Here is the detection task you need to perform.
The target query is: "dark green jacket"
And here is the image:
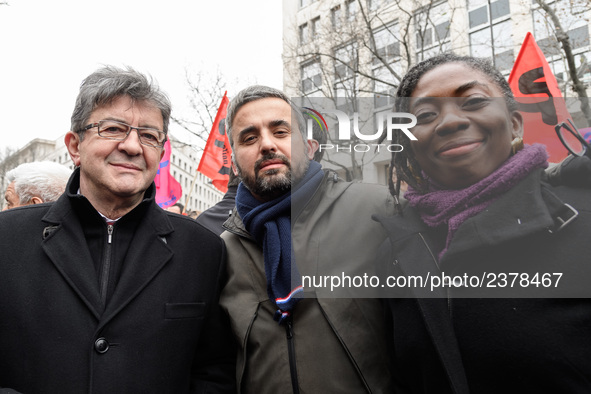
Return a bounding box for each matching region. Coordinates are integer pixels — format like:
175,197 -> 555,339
220,170 -> 395,393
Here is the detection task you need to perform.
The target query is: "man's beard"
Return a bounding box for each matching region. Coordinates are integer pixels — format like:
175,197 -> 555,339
236,152 -> 310,201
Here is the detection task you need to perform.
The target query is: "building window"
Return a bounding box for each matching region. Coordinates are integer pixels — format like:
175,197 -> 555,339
331,5 -> 342,29
299,23 -> 309,44
373,24 -> 401,66
335,43 -> 358,80
368,0 -> 380,12
334,42 -> 359,113
346,0 -> 357,22
373,65 -> 401,109
311,17 -> 320,40
301,60 -> 322,95
372,23 -> 401,109
532,0 -> 590,83
415,1 -> 451,62
468,0 -> 513,72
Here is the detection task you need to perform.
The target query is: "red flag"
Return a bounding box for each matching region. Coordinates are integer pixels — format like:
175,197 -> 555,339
508,32 -> 572,162
198,91 -> 232,193
155,139 -> 183,208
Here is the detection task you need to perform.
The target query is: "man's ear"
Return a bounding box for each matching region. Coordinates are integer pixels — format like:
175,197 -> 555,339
511,111 -> 524,139
306,139 -> 319,160
30,196 -> 43,205
231,160 -> 239,176
65,131 -> 82,167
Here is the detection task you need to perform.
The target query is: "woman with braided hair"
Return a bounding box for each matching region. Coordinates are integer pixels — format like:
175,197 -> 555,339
375,53 -> 591,393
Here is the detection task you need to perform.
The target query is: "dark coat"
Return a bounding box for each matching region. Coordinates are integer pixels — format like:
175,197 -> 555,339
375,169 -> 591,394
195,185 -> 237,236
0,171 -> 235,393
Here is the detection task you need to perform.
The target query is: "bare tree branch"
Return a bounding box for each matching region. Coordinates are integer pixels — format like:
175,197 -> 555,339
283,0 -> 456,180
171,68 -> 229,153
534,0 -> 591,126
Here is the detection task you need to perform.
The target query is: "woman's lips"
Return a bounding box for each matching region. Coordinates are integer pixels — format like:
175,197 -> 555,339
437,141 -> 482,157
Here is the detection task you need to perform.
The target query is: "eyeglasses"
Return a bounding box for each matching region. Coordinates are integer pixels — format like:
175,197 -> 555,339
77,120 -> 166,148
554,119 -> 590,158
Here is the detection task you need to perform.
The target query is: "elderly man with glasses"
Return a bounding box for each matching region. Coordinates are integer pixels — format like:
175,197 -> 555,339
0,66 -> 235,393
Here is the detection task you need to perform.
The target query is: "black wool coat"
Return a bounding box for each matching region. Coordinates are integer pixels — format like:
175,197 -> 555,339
0,171 -> 235,393
375,169 -> 591,394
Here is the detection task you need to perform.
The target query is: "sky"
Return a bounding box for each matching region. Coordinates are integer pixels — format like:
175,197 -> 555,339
0,0 -> 284,153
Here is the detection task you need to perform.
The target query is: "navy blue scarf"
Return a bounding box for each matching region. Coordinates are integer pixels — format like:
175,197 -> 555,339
236,160 -> 324,324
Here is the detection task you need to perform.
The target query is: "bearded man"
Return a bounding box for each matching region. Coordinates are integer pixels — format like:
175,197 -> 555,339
219,85 -> 395,393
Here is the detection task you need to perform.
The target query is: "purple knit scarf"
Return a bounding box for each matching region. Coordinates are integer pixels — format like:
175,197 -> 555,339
404,144 -> 549,258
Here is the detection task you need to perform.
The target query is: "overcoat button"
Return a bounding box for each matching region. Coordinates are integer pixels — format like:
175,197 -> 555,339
94,337 -> 109,354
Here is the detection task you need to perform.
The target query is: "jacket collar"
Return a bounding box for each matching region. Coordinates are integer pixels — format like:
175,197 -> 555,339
376,169 -> 578,263
40,168 -> 174,322
443,169 -> 570,260
43,168 -> 172,233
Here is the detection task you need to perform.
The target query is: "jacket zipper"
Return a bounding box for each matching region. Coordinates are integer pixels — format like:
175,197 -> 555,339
285,317 -> 300,394
100,224 -> 114,307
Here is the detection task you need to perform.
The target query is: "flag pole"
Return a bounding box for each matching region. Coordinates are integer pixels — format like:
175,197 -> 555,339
184,168 -> 201,214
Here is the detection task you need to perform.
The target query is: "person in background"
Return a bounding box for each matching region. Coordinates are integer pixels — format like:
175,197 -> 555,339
220,85 -> 394,393
187,209 -> 200,219
375,53 -> 591,393
3,161 -> 72,210
0,65 -> 235,393
195,172 -> 239,235
166,201 -> 184,214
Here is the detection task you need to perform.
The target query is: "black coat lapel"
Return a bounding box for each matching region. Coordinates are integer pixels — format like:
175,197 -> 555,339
396,236 -> 470,394
377,212 -> 470,394
41,197 -> 102,319
99,206 -> 174,327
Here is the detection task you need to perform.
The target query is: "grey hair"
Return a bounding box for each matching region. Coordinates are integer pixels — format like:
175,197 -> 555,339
225,85 -> 306,148
7,161 -> 72,204
70,65 -> 172,138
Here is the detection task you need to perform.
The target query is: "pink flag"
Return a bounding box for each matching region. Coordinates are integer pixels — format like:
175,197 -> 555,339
155,139 -> 183,209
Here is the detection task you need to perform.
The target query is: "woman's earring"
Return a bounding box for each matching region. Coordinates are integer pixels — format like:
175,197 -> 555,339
511,137 -> 524,155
